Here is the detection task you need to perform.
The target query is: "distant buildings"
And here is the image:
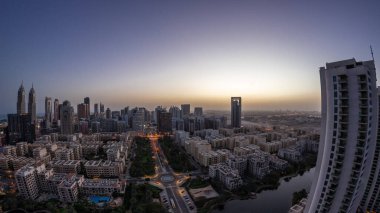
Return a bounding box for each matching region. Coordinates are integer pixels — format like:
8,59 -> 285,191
100,102 -> 105,114
84,97 -> 90,119
231,97 -> 241,128
53,98 -> 60,123
157,111 -> 172,133
28,85 -> 36,123
194,107 -> 203,116
181,104 -> 191,117
17,82 -> 26,114
45,97 -> 53,128
77,103 -> 88,119
106,108 -> 111,119
7,113 -> 35,143
305,58 -> 379,212
60,101 -> 74,135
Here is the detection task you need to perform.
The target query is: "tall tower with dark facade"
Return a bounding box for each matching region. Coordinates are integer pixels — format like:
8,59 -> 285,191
181,104 -> 190,117
53,98 -> 59,122
28,85 -> 36,123
84,97 -> 90,118
45,97 -> 52,128
60,100 -> 74,134
231,97 -> 241,128
17,82 -> 26,114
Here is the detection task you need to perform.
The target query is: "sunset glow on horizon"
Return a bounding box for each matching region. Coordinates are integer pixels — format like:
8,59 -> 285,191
1,1 -> 379,113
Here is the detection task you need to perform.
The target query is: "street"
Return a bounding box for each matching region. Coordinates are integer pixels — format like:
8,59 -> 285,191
148,136 -> 196,213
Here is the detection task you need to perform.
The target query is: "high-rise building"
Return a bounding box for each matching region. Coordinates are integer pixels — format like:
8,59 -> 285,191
181,104 -> 190,117
361,87 -> 380,211
17,82 -> 26,114
84,97 -> 90,118
169,106 -> 182,119
305,59 -> 378,213
154,106 -> 165,124
106,108 -> 111,119
7,113 -> 35,144
132,108 -> 145,132
45,97 -> 52,128
28,85 -> 36,123
157,111 -> 172,133
100,102 -> 105,113
60,100 -> 74,135
94,103 -> 99,116
231,97 -> 241,128
54,99 -> 60,122
194,107 -> 203,116
77,103 -> 88,119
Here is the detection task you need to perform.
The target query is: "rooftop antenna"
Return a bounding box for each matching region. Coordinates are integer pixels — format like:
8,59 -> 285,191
370,45 -> 374,61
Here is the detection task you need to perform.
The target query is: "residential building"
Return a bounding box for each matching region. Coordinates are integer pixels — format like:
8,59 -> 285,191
231,97 -> 241,128
15,165 -> 39,199
305,58 -> 378,213
209,163 -> 243,190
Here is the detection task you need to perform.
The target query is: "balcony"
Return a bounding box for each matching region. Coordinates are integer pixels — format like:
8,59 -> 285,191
339,85 -> 348,91
336,156 -> 344,163
340,100 -> 349,107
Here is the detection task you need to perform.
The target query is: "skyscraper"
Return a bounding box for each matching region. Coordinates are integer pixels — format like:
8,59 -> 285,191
60,100 -> 74,134
84,97 -> 90,118
194,107 -> 203,116
305,58 -> 378,213
100,102 -> 105,113
157,111 -> 172,133
94,103 -> 99,115
231,97 -> 241,128
28,85 -> 36,123
17,82 -> 25,114
77,103 -> 88,119
53,98 -> 59,122
106,108 -> 111,119
181,104 -> 190,117
45,97 -> 52,128
360,87 -> 380,212
7,113 -> 35,144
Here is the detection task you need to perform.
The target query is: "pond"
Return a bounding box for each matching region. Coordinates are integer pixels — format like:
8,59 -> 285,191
212,167 -> 315,213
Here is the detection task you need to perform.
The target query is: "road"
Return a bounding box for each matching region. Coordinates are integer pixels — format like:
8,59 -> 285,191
149,136 -> 196,213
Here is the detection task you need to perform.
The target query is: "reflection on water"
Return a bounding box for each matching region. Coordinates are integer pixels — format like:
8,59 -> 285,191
212,167 -> 315,213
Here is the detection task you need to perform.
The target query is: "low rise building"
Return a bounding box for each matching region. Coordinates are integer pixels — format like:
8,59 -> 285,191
15,165 -> 40,199
3,145 -> 17,156
51,160 -> 81,174
16,142 -> 28,156
84,160 -> 123,178
55,148 -> 75,160
209,163 -> 243,190
227,155 -> 247,176
80,179 -> 124,195
248,152 -> 270,179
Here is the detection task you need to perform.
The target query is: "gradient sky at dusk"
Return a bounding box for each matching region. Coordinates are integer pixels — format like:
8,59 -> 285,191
1,0 -> 380,114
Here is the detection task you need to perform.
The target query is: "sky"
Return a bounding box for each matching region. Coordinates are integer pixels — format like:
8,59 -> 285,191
1,0 -> 380,114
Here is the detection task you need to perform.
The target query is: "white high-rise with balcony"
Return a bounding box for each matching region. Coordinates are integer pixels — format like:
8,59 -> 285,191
305,58 -> 377,212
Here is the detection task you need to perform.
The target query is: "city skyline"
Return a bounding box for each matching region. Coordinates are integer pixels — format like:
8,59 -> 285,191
1,1 -> 380,114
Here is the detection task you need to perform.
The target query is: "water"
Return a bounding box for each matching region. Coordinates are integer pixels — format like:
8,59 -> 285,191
212,167 -> 315,213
